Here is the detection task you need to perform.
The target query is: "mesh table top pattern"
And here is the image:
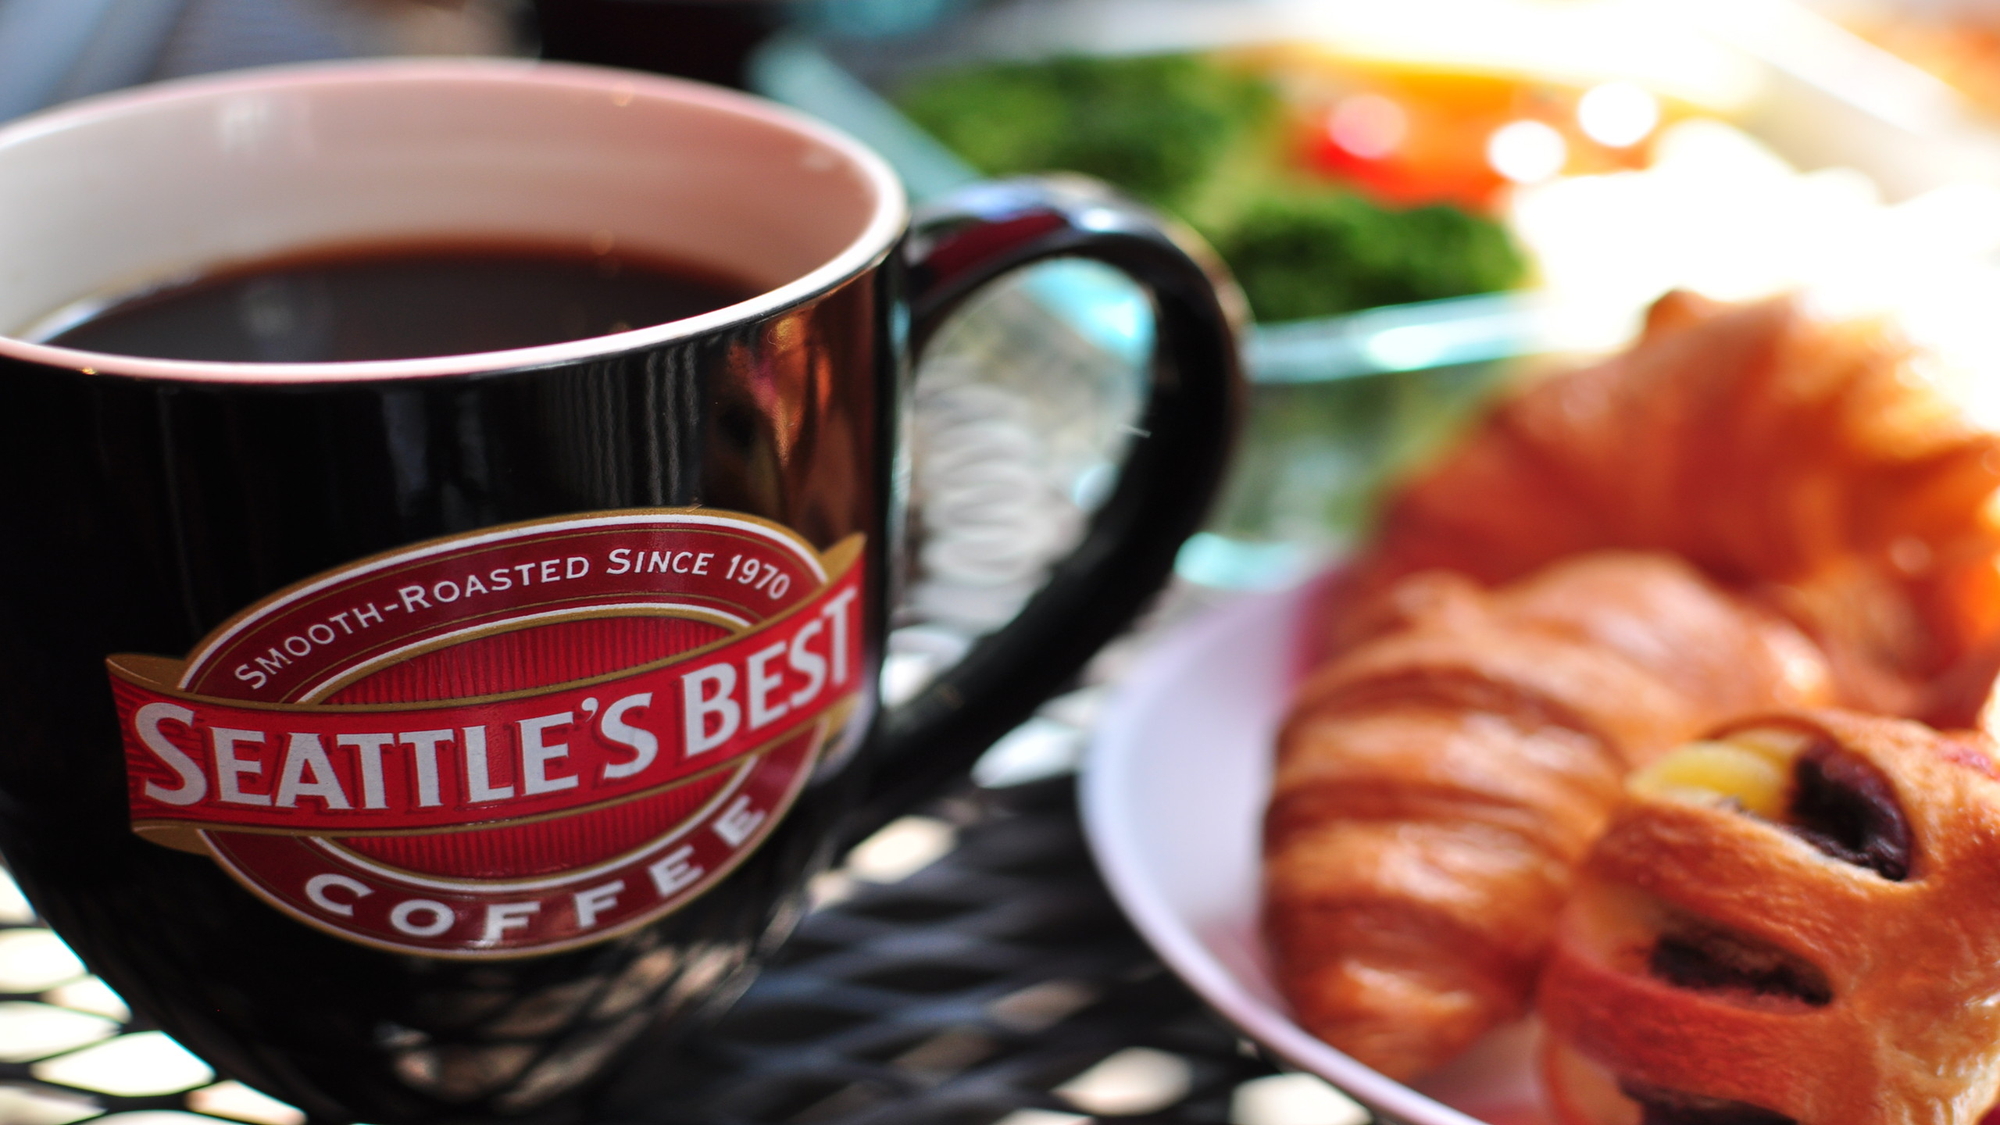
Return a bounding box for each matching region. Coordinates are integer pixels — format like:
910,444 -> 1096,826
0,777 -> 1374,1125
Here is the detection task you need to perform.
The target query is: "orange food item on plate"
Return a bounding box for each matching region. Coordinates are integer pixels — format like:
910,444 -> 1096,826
1269,293 -> 2000,1085
1265,551 -> 1833,1079
1331,292 -> 2000,719
1539,710 -> 2000,1125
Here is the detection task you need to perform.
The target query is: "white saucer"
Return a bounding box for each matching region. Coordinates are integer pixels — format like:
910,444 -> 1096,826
1079,581 -> 1551,1125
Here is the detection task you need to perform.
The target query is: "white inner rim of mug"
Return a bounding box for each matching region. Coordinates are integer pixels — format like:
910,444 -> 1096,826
0,58 -> 909,383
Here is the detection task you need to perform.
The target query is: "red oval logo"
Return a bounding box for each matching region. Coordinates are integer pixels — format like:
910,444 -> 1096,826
108,510 -> 866,958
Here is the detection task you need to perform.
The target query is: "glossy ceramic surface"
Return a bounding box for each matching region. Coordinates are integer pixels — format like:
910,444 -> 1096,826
0,62 -> 1241,1124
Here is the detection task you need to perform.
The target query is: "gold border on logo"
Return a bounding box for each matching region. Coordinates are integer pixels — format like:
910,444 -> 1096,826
108,534 -> 862,714
180,507 -> 841,686
109,508 -> 868,959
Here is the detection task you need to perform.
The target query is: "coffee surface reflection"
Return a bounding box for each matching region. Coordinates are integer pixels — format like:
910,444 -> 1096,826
46,242 -> 756,362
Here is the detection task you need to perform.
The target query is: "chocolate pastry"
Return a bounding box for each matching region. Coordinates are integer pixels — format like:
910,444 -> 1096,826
1539,710 -> 2000,1124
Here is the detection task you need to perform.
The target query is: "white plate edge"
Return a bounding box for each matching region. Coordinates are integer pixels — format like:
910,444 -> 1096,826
1079,584 -> 1495,1125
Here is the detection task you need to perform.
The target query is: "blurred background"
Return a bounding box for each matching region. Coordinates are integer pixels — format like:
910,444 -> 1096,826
5,2 -> 2000,1123
13,0 -> 2000,658
19,0 -> 2000,589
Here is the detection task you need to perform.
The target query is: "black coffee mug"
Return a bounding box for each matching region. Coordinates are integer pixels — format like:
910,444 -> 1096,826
0,60 -> 1239,1122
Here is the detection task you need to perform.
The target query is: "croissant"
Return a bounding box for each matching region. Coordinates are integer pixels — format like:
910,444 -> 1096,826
1539,710 -> 2000,1125
1265,551 -> 1834,1080
1329,292 -> 2000,717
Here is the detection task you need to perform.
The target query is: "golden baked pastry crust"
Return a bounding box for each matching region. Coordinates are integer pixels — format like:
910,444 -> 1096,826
1328,292 -> 2000,718
1539,709 -> 2000,1125
1268,293 -> 2000,1091
1265,551 -> 1834,1079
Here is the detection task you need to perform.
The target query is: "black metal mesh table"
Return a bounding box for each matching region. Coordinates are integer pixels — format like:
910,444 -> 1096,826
0,775 -> 1381,1125
597,777 -> 1276,1125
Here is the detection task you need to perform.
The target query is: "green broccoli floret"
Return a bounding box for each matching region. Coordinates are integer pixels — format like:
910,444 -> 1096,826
1213,189 -> 1527,321
900,54 -> 1528,321
898,54 -> 1275,210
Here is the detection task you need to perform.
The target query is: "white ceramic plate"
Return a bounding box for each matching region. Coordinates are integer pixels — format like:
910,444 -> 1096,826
1080,581 -> 1550,1125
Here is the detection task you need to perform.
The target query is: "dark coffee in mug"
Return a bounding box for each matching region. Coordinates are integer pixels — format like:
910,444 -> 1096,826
0,60 -> 1240,1125
45,242 -> 758,362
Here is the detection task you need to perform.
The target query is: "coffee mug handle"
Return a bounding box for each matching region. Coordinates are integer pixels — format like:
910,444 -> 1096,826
849,175 -> 1244,839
